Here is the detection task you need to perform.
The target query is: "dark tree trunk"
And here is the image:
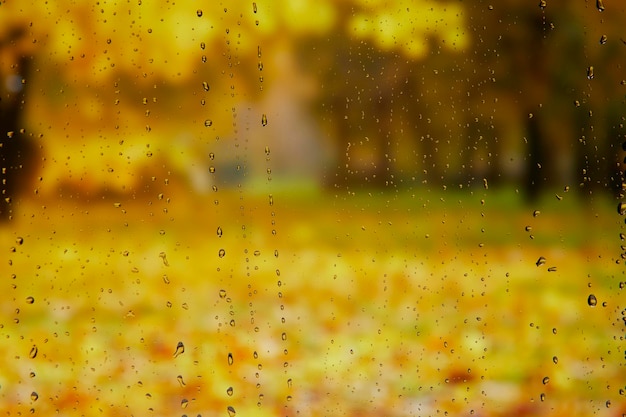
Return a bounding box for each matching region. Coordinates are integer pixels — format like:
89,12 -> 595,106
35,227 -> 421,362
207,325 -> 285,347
0,27 -> 38,221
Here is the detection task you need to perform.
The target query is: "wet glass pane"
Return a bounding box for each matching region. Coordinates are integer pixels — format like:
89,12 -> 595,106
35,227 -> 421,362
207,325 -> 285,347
0,1 -> 623,416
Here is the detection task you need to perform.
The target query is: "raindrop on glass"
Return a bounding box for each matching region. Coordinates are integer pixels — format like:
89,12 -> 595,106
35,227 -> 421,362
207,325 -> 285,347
196,9 -> 203,17
202,81 -> 210,91
587,294 -> 597,306
227,386 -> 233,396
536,256 -> 546,267
26,296 -> 34,304
596,0 -> 605,11
217,226 -> 223,237
30,392 -> 38,401
227,406 -> 236,417
228,352 -> 234,365
204,120 -> 213,127
219,249 -> 226,258
173,341 -> 185,357
261,114 -> 268,126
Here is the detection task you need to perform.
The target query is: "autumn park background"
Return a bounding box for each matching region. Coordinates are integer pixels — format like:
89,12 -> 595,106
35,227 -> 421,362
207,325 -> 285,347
0,1 -> 625,416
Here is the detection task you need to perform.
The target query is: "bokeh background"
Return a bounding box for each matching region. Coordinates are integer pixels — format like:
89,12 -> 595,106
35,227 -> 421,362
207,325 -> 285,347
0,1 -> 624,416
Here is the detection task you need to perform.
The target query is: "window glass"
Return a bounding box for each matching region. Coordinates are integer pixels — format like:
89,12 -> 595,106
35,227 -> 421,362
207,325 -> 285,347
0,1 -> 623,416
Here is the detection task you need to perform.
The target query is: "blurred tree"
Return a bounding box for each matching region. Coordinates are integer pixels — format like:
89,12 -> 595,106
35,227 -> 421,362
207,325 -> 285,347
0,25 -> 39,221
1,0 -> 624,201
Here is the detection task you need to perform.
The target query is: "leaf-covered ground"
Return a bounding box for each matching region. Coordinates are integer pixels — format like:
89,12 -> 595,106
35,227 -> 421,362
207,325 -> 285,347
0,187 -> 623,416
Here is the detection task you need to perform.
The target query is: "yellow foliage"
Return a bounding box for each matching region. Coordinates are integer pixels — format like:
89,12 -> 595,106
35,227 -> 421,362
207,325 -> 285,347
348,1 -> 468,57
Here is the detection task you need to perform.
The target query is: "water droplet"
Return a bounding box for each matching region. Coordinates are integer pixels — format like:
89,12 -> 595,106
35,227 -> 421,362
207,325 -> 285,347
257,45 -> 262,58
209,166 -> 216,173
113,202 -> 122,208
26,296 -> 34,304
16,237 -> 23,245
209,152 -> 215,160
177,375 -> 186,386
29,345 -> 38,359
196,9 -> 203,17
202,81 -> 210,92
547,266 -> 557,272
217,226 -> 223,237
219,289 -> 227,298
204,120 -> 213,127
281,332 -> 287,341
200,42 -> 206,50
264,146 -> 270,155
599,34 -> 607,44
533,210 -> 540,217
202,55 -> 207,63
228,352 -> 234,365
30,392 -> 38,401
261,114 -> 268,126
617,202 -> 626,215
287,378 -> 292,388
587,66 -> 594,80
540,393 -> 546,402
552,356 -> 558,364
162,274 -> 170,284
542,376 -> 550,385
269,194 -> 273,206
536,256 -> 546,267
587,294 -> 597,306
226,386 -> 233,396
159,252 -> 169,266
253,2 -> 257,13
218,248 -> 226,258
227,406 -> 236,417
181,398 -> 189,408
596,0 -> 605,11
173,341 -> 185,358
538,0 -> 546,10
